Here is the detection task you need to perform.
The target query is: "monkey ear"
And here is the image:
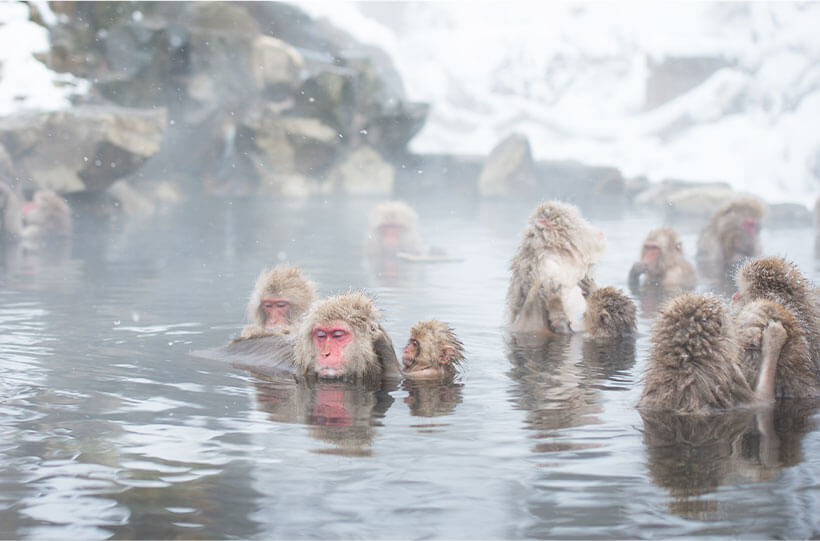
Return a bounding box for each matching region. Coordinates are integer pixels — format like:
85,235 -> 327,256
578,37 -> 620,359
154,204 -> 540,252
439,345 -> 455,364
598,310 -> 610,328
674,242 -> 682,252
369,320 -> 379,333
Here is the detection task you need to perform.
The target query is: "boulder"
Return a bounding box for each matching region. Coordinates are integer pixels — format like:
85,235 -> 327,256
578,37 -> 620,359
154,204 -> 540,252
0,106 -> 167,193
633,179 -> 733,213
478,133 -> 536,197
328,145 -> 394,195
252,36 -> 305,100
665,186 -> 738,218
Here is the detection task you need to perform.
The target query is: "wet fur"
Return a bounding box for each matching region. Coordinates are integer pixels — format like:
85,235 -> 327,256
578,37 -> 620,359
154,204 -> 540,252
638,293 -> 755,413
584,287 -> 637,340
507,200 -> 605,334
628,227 -> 696,289
238,264 -> 317,339
403,320 -> 465,379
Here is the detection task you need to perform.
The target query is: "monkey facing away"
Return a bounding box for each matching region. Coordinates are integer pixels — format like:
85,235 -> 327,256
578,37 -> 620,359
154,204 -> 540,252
637,293 -> 782,413
583,286 -> 637,340
22,190 -> 72,238
696,195 -> 764,278
507,200 -> 606,335
235,264 -> 317,341
733,256 -> 820,370
401,320 -> 465,379
628,227 -> 696,290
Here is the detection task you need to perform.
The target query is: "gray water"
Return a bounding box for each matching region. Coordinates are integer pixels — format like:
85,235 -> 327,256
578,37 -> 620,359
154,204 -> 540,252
0,194 -> 817,539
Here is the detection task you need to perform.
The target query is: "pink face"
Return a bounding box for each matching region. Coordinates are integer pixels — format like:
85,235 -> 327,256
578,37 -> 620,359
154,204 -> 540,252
378,222 -> 404,250
261,297 -> 291,329
312,320 -> 354,378
742,217 -> 760,236
401,337 -> 419,368
311,388 -> 352,427
642,242 -> 661,265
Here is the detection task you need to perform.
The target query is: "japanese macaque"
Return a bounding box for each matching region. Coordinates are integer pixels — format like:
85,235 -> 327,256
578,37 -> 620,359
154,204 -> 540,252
583,287 -> 637,340
0,182 -> 22,241
733,256 -> 820,374
214,292 -> 401,381
235,264 -> 317,341
507,200 -> 606,334
401,320 -> 465,379
734,299 -> 818,398
293,292 -> 401,380
696,195 -> 765,277
22,189 -> 72,238
366,201 -> 423,257
638,293 -> 781,413
628,227 -> 696,289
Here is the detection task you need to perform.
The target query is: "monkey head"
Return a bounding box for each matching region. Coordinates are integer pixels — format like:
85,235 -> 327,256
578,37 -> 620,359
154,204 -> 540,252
294,292 -> 385,380
369,201 -> 421,254
526,200 -> 605,266
732,256 -> 808,309
247,264 -> 317,331
640,228 -> 682,274
584,287 -> 636,339
22,190 -> 71,235
401,320 -> 465,379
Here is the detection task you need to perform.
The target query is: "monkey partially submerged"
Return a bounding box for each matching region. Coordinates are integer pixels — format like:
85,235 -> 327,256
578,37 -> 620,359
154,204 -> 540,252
401,320 -> 465,379
638,293 -> 783,413
234,264 -> 317,341
22,189 -> 72,238
366,201 -> 423,257
696,195 -> 765,279
213,292 -> 401,382
628,227 -> 696,290
583,287 -> 637,340
507,200 -> 606,335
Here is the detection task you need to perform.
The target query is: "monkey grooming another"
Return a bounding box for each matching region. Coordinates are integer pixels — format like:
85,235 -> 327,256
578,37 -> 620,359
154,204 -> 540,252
234,264 -> 317,342
401,320 -> 465,379
628,227 -> 696,290
638,293 -> 782,413
507,200 -> 606,335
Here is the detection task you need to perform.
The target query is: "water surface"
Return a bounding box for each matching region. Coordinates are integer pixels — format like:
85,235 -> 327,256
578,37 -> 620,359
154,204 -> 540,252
0,194 -> 817,539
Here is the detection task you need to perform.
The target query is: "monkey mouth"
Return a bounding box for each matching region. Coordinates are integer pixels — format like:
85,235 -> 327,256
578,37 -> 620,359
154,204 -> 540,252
317,367 -> 344,379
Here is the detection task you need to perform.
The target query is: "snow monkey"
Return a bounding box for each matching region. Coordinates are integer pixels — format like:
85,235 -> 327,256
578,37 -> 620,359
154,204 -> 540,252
733,256 -> 820,383
401,320 -> 465,379
22,189 -> 72,238
628,227 -> 696,290
507,200 -> 606,334
235,264 -> 317,341
293,292 -> 401,380
366,200 -> 423,257
638,293 -> 782,413
583,286 -> 637,340
696,195 -> 765,278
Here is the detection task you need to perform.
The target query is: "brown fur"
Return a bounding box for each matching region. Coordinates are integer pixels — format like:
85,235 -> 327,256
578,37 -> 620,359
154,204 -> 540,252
507,200 -> 605,333
628,227 -> 696,289
237,264 -> 317,340
0,182 -> 22,241
293,292 -> 400,380
366,201 -> 423,256
638,293 -> 756,413
22,190 -> 71,237
584,287 -> 637,340
734,256 -> 820,368
734,299 -> 818,398
696,195 -> 765,276
402,320 -> 465,379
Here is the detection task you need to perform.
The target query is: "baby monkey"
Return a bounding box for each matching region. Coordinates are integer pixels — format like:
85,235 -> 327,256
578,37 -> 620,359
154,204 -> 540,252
401,320 -> 465,379
583,286 -> 637,340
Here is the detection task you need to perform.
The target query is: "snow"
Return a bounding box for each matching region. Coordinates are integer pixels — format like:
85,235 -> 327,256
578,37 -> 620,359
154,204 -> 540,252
0,2 -> 88,116
302,2 -> 820,205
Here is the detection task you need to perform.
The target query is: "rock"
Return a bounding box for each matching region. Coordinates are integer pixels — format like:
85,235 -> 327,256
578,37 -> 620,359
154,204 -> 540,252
362,100 -> 429,159
767,202 -> 812,228
478,134 -> 536,197
534,160 -> 625,203
294,69 -> 356,134
107,179 -> 155,216
252,36 -> 305,100
328,145 -> 394,195
665,186 -> 738,218
0,106 -> 167,193
245,109 -> 340,179
633,179 -> 733,212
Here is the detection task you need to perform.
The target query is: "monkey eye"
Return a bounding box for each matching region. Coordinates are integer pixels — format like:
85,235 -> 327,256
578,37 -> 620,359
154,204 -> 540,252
331,330 -> 347,339
275,301 -> 289,309
411,338 -> 419,347
314,329 -> 327,339
262,301 -> 274,309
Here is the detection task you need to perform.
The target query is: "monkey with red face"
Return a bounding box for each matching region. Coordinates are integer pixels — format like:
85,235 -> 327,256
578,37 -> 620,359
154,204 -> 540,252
401,320 -> 465,379
234,264 -> 317,342
696,195 -> 764,279
628,227 -> 696,290
22,189 -> 71,238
